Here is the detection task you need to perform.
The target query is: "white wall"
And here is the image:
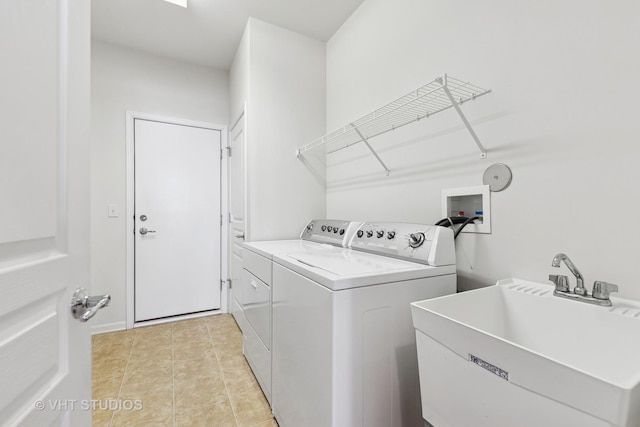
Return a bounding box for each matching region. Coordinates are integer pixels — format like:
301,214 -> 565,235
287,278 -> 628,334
326,0 -> 640,299
91,41 -> 229,331
229,25 -> 250,126
230,19 -> 327,242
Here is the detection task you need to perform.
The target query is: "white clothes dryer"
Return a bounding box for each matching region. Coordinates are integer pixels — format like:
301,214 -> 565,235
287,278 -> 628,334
240,219 -> 361,403
271,222 -> 457,427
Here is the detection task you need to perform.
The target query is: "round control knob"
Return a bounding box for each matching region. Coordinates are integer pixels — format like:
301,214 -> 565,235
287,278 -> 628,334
376,230 -> 384,238
408,232 -> 426,249
366,230 -> 374,238
339,229 -> 345,236
321,225 -> 327,232
333,227 -> 338,233
357,230 -> 364,238
306,223 -> 314,232
387,231 -> 396,239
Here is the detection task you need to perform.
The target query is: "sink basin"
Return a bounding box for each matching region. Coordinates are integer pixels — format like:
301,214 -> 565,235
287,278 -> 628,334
411,278 -> 640,427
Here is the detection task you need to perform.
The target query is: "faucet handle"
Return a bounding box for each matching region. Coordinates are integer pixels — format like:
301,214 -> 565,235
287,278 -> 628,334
592,281 -> 619,300
549,274 -> 570,292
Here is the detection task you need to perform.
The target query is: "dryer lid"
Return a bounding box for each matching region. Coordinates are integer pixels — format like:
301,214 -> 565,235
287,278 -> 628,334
286,249 -> 425,277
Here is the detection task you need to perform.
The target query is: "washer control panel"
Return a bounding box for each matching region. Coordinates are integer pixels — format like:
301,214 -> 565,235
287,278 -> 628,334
300,219 -> 362,247
349,222 -> 455,266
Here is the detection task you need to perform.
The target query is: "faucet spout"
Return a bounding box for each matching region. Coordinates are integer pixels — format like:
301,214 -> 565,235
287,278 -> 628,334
551,253 -> 586,295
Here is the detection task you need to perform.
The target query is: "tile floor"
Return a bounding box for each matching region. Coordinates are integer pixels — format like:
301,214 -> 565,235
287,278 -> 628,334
91,314 -> 277,426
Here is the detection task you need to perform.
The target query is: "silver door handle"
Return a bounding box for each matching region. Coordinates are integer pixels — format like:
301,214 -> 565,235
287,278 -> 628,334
235,233 -> 245,239
139,227 -> 156,235
71,288 -> 111,322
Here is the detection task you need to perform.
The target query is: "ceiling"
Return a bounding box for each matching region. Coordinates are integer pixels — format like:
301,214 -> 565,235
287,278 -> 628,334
91,0 -> 365,70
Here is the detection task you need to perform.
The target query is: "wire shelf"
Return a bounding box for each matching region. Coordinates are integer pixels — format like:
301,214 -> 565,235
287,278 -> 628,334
296,74 -> 491,174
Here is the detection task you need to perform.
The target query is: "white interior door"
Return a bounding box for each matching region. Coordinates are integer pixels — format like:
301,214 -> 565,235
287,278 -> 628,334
228,111 -> 246,327
0,0 -> 92,425
134,119 -> 222,322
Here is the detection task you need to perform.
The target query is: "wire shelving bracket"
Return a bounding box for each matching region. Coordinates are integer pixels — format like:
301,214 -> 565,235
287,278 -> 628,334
295,74 -> 491,175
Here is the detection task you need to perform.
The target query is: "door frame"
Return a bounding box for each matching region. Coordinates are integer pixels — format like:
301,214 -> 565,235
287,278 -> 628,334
125,111 -> 228,329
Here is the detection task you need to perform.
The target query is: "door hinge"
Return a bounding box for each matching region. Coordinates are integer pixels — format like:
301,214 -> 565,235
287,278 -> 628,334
227,279 -> 232,290
220,148 -> 223,160
220,214 -> 223,226
226,145 -> 232,157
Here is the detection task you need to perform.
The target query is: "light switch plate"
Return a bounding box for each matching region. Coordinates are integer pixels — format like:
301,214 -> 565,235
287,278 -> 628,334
108,204 -> 119,218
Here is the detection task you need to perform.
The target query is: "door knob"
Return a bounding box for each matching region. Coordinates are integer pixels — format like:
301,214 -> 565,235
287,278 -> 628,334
71,288 -> 111,322
139,227 -> 156,235
235,233 -> 245,239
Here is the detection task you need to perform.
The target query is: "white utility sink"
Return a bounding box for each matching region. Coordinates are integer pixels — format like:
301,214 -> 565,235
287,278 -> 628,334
411,278 -> 640,427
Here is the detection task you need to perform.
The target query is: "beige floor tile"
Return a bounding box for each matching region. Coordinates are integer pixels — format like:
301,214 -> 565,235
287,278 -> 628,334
229,388 -> 273,427
128,345 -> 173,364
202,313 -> 235,325
174,340 -> 217,361
175,397 -> 237,427
173,327 -> 211,344
135,323 -> 172,339
91,409 -> 114,427
93,374 -> 123,400
174,374 -> 229,410
209,330 -> 243,347
93,315 -> 275,427
208,325 -> 241,336
95,329 -> 136,344
221,366 -> 262,396
132,332 -> 172,345
94,339 -> 134,356
126,354 -> 172,372
92,354 -> 129,380
115,384 -> 173,426
130,341 -> 172,358
120,368 -> 173,396
173,355 -> 220,381
110,408 -> 173,427
216,351 -> 251,373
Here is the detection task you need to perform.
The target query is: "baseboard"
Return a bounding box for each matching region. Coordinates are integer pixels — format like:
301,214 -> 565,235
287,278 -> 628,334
91,321 -> 127,335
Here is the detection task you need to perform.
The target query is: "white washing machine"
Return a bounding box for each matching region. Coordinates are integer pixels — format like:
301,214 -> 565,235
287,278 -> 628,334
271,222 -> 457,427
241,219 -> 361,403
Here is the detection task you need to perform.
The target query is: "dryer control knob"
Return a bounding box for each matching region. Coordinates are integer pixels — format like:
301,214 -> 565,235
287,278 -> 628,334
408,232 -> 426,248
321,225 -> 327,232
376,230 -> 384,238
387,231 -> 396,239
339,229 -> 345,236
366,230 -> 374,238
357,230 -> 364,238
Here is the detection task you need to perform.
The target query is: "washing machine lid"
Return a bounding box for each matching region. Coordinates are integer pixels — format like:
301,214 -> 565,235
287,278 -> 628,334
243,240 -> 337,259
274,249 -> 455,291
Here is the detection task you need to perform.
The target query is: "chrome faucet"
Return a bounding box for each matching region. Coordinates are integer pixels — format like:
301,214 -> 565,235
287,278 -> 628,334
548,253 -> 619,306
551,253 -> 587,296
